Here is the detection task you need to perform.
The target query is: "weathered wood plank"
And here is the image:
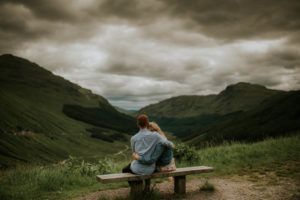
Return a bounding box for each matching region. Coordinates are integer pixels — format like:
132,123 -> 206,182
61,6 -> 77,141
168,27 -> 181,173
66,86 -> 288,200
96,166 -> 213,183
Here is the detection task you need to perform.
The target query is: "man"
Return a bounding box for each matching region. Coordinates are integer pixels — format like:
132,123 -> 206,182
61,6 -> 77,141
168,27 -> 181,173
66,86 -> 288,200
122,114 -> 174,175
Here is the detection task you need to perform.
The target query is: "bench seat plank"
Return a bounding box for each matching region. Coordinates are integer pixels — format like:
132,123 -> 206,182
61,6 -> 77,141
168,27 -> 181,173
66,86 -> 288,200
97,166 -> 213,183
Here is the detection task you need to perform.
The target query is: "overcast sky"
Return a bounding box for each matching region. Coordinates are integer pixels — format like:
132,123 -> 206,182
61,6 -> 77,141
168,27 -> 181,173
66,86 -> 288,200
1,0 -> 300,109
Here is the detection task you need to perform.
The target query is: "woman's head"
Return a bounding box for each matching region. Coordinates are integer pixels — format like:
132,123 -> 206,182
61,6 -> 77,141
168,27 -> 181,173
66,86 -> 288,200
148,122 -> 161,132
149,122 -> 166,138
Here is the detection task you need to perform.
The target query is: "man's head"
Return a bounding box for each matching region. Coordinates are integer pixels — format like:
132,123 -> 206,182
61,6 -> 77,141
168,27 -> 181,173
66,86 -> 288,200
137,114 -> 149,129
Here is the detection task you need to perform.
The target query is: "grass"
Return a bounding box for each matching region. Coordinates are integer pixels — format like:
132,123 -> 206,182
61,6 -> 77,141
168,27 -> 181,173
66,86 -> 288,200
191,135 -> 300,178
0,158 -> 130,200
0,135 -> 299,200
0,130 -> 129,169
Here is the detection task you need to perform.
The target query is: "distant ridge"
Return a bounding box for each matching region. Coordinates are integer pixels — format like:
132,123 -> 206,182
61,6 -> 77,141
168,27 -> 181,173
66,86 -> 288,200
139,82 -> 300,144
186,90 -> 300,146
115,106 -> 137,117
140,82 -> 282,118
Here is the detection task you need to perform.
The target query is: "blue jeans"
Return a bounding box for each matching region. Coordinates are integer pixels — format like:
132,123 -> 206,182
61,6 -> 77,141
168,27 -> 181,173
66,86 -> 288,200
156,144 -> 173,166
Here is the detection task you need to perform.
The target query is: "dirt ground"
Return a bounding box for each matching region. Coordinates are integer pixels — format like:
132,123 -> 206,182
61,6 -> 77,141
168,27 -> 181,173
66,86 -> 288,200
75,174 -> 300,200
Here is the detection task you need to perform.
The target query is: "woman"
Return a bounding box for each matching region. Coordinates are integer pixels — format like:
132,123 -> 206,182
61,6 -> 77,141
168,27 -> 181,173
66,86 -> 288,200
132,122 -> 176,172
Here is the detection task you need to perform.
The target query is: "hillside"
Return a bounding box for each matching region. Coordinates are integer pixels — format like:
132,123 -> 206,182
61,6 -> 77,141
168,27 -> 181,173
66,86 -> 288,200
140,82 -> 282,118
0,54 -> 136,168
140,82 -> 300,144
186,90 -> 300,147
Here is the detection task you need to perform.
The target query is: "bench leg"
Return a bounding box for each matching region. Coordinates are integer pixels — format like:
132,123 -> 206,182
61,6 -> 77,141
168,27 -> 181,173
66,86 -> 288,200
144,179 -> 151,192
130,180 -> 143,197
174,175 -> 186,194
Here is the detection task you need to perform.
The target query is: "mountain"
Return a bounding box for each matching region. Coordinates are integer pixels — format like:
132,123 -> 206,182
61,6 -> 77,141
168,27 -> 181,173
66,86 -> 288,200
0,54 -> 136,168
139,82 -> 300,143
140,82 -> 282,118
186,90 -> 300,147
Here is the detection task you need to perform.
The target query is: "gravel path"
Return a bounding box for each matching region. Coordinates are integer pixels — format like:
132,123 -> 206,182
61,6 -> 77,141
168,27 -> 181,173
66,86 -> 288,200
75,174 -> 299,200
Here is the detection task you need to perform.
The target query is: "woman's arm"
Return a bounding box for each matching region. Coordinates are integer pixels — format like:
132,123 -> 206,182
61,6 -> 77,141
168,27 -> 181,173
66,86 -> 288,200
156,133 -> 174,148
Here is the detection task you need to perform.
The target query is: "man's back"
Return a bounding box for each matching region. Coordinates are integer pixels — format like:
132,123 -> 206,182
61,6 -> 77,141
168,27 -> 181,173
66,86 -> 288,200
130,128 -> 173,175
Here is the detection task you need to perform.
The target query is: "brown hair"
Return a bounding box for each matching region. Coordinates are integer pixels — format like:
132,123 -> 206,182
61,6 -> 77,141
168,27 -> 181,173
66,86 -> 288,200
137,114 -> 149,128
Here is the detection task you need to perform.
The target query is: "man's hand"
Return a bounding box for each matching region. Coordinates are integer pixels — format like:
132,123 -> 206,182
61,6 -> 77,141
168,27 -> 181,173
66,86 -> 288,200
131,152 -> 140,160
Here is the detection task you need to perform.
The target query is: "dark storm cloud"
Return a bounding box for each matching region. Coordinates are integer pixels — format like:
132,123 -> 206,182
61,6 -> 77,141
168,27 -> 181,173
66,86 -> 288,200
97,0 -> 148,20
262,48 -> 300,69
5,0 -> 299,40
1,0 -> 299,48
95,0 -> 300,41
101,35 -> 207,83
0,1 -> 79,52
0,2 -> 45,52
0,0 -> 300,109
161,0 -> 300,40
0,0 -> 77,21
241,46 -> 300,89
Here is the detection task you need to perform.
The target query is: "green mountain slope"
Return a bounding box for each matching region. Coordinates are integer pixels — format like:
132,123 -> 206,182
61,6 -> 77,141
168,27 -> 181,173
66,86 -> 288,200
140,82 -> 300,144
0,54 -> 136,168
140,82 -> 282,118
186,90 -> 300,147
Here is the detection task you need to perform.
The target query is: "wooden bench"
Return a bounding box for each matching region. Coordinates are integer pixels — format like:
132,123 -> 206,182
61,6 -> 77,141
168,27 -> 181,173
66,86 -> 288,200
96,166 -> 213,196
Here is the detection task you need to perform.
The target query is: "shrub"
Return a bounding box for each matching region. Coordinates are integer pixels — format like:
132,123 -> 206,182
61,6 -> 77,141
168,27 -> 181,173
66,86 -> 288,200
173,142 -> 200,163
64,156 -> 114,176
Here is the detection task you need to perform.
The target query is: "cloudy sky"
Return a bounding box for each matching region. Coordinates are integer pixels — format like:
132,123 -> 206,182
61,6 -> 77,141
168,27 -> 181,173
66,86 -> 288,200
1,0 -> 300,109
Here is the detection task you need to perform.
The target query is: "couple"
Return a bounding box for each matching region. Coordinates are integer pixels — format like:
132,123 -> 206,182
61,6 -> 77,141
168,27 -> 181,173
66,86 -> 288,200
122,114 -> 176,175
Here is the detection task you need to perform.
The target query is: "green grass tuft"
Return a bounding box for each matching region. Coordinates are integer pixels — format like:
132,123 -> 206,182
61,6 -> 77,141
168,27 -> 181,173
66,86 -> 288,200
0,135 -> 299,200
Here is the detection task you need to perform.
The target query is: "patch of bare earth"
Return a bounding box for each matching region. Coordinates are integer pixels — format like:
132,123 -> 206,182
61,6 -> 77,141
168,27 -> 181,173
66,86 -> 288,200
75,174 -> 300,200
13,131 -> 36,137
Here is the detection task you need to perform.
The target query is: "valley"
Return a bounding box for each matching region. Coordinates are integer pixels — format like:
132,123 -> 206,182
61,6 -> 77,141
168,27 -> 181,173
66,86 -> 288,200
0,54 -> 299,200
139,83 -> 300,146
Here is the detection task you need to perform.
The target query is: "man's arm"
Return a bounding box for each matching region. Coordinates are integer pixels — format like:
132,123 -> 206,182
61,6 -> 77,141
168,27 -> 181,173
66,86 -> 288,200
133,153 -> 156,165
134,134 -> 174,164
133,143 -> 165,165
